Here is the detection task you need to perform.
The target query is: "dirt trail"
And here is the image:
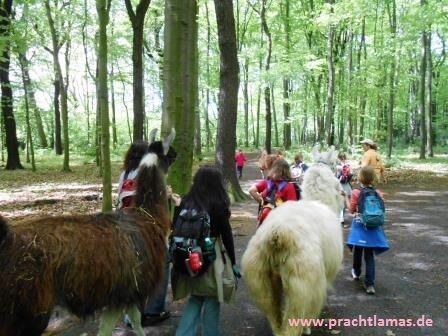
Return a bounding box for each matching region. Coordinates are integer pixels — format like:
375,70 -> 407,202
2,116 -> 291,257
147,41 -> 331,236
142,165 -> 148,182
225,153 -> 448,336
22,153 -> 448,335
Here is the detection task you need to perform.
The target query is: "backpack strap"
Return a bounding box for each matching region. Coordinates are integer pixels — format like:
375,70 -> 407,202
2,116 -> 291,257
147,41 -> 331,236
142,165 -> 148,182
265,180 -> 288,207
123,170 -> 130,180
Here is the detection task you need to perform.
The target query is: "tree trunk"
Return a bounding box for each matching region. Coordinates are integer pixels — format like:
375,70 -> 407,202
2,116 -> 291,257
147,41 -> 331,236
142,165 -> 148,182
45,0 -> 71,170
163,0 -> 198,195
426,29 -> 433,157
194,100 -> 202,158
260,0 -> 272,154
1,0 -> 22,170
282,0 -> 291,149
419,0 -> 427,159
386,0 -> 396,159
18,53 -> 48,148
214,0 -> 246,201
125,0 -> 151,141
96,0 -> 112,211
20,57 -> 36,171
355,16 -> 367,145
243,58 -> 249,148
204,2 -> 212,150
61,42 -> 70,172
325,0 -> 335,146
110,63 -> 117,148
44,0 -> 63,155
271,85 -> 279,147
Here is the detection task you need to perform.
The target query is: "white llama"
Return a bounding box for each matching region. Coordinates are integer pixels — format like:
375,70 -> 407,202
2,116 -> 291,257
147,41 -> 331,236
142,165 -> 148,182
242,145 -> 344,336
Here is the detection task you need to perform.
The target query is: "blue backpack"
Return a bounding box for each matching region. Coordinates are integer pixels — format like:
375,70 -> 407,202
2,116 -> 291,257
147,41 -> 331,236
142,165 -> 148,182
357,187 -> 385,229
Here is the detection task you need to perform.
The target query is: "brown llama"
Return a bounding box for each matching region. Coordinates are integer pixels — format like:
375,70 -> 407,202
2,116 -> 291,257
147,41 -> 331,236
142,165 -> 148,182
0,131 -> 175,336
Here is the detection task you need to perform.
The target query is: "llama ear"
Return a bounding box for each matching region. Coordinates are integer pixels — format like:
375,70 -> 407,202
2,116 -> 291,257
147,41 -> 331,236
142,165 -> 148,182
311,144 -> 321,163
330,146 -> 338,164
162,128 -> 176,155
149,128 -> 158,144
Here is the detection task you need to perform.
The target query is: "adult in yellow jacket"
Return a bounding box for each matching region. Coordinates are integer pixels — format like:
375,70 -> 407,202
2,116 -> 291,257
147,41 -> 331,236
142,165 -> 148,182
360,139 -> 386,184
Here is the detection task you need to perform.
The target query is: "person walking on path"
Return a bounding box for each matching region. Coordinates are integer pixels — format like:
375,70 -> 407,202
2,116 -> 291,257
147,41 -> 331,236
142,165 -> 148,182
346,166 -> 389,295
117,140 -> 150,209
290,152 -> 309,186
360,139 -> 386,184
249,159 -> 297,227
173,166 -> 240,336
235,149 -> 247,179
337,152 -> 353,227
257,148 -> 268,178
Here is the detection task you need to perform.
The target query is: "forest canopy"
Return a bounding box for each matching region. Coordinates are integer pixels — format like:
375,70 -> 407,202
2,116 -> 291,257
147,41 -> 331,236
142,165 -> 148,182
1,0 -> 447,197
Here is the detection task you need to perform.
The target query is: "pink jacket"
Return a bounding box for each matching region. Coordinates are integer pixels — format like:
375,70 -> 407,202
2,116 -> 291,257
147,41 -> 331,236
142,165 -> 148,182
235,152 -> 247,167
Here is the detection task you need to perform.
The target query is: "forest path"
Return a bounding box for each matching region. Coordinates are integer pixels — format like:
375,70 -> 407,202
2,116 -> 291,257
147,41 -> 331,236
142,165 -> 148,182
35,152 -> 448,335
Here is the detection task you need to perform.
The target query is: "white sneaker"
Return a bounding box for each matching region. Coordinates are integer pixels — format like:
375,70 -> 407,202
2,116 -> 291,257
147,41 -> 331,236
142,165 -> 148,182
366,286 -> 376,295
351,268 -> 360,280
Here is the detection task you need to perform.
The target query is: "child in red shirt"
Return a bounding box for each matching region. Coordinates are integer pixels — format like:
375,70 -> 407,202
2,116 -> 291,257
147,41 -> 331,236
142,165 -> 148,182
249,159 -> 297,227
235,149 -> 247,179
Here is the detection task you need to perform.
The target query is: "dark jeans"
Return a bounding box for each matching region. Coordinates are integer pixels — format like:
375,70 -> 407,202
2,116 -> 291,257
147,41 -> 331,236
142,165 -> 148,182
144,253 -> 170,315
236,165 -> 243,178
353,246 -> 375,286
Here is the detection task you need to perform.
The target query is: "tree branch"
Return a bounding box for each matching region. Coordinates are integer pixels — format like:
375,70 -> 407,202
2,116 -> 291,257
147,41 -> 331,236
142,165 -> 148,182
124,0 -> 136,23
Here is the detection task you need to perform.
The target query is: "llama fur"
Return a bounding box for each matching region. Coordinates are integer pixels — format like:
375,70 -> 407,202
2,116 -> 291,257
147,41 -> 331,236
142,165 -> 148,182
242,146 -> 344,336
0,133 -> 175,336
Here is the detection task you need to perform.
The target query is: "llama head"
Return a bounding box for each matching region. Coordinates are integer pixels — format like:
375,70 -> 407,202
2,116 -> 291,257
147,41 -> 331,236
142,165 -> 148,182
147,128 -> 177,174
134,152 -> 168,212
311,145 -> 339,173
133,129 -> 176,211
302,145 -> 344,215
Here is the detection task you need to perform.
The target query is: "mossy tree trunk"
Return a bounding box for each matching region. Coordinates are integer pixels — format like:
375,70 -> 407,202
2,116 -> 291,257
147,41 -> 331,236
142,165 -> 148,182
162,0 -> 198,196
96,0 -> 112,211
214,0 -> 247,202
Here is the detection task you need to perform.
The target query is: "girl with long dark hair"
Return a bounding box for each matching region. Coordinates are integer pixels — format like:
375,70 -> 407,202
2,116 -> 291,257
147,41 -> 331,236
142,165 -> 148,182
173,166 -> 238,336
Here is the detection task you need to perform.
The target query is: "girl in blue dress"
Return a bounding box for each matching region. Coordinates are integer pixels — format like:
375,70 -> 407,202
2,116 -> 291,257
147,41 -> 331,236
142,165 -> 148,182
346,166 -> 389,295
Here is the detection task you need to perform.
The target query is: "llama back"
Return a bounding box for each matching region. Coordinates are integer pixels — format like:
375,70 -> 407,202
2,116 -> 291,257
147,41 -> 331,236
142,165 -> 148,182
0,152 -> 171,334
255,201 -> 342,275
242,201 -> 343,335
0,211 -> 168,318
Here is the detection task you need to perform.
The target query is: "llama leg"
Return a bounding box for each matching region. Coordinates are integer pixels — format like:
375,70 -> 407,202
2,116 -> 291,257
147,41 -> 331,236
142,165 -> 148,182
126,304 -> 145,336
281,273 -> 326,336
97,307 -> 123,336
252,272 -> 283,335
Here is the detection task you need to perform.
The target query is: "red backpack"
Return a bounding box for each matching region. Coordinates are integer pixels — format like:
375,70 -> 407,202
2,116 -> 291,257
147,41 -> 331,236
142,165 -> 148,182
117,170 -> 138,208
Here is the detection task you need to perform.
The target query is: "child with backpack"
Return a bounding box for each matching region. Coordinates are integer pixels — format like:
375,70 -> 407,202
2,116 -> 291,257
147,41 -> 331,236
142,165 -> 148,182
172,166 -> 240,336
117,140 -> 150,209
337,152 -> 353,226
249,159 -> 297,227
290,152 -> 309,185
346,166 -> 389,295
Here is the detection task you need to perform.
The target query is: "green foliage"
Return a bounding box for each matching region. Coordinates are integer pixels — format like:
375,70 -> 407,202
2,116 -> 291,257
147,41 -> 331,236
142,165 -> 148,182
1,0 -> 448,181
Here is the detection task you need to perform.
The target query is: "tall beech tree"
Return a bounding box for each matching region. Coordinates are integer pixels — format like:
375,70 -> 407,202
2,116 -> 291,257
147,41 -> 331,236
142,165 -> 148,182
324,0 -> 335,146
1,0 -> 22,170
214,0 -> 246,201
281,0 -> 292,149
96,0 -> 112,211
44,0 -> 71,171
162,0 -> 198,195
125,0 -> 151,141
